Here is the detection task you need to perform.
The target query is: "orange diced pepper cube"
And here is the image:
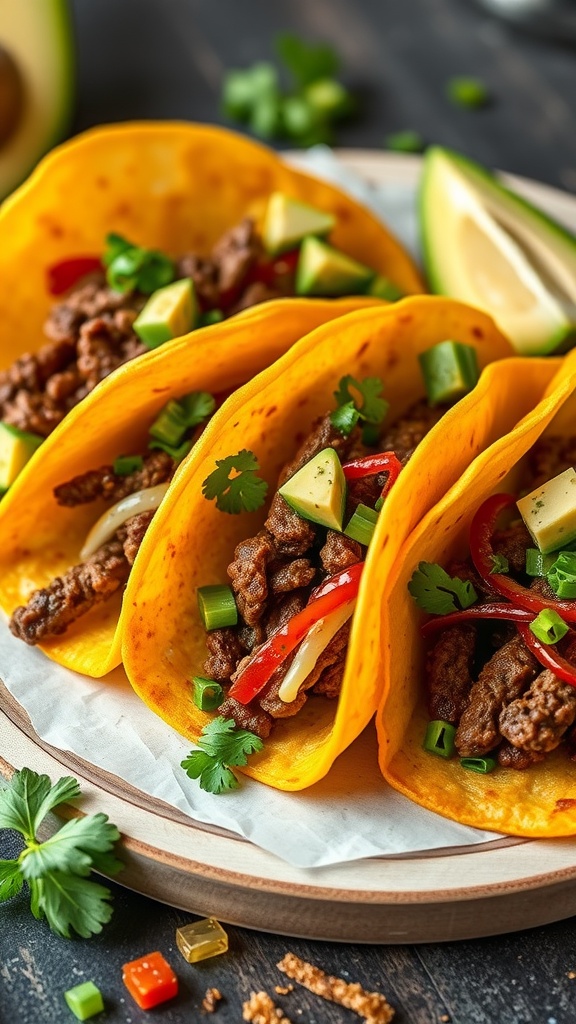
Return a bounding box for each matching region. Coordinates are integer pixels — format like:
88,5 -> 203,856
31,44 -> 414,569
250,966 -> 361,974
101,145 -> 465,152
121,951 -> 178,1010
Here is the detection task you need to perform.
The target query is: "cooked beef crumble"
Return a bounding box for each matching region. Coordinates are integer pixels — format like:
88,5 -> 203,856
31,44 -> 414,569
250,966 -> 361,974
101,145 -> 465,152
204,400 -> 442,738
424,434 -> 576,770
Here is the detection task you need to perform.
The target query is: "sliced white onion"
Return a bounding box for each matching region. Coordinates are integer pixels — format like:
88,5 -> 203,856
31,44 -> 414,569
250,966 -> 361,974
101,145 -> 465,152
80,483 -> 170,560
278,599 -> 356,704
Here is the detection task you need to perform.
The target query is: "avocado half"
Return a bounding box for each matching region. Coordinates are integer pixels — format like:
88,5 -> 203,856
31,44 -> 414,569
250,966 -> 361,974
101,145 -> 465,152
0,0 -> 74,201
420,147 -> 576,355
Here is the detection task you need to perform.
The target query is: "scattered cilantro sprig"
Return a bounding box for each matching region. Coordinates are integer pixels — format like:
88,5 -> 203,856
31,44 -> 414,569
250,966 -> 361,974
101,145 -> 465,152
222,34 -> 355,148
489,553 -> 509,575
408,561 -> 478,615
330,375 -> 388,437
202,449 -> 268,514
0,769 -> 122,938
103,232 -> 175,295
181,717 -> 264,793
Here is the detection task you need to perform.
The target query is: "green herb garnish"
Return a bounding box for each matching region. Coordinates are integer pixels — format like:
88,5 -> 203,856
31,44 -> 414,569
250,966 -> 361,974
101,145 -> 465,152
103,233 -> 175,295
192,677 -> 224,712
0,768 -> 122,938
181,717 -> 264,793
330,375 -> 388,436
202,449 -> 268,514
446,76 -> 489,109
489,553 -> 509,575
408,561 -> 478,615
530,608 -> 569,645
385,130 -> 425,153
113,455 -> 144,477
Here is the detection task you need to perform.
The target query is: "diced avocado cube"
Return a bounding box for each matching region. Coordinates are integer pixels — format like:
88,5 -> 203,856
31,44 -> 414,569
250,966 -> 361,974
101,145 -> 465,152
517,467 -> 576,554
418,340 -> 480,406
133,278 -> 197,349
295,237 -> 374,297
63,980 -> 104,1020
262,192 -> 335,255
368,275 -> 405,302
279,447 -> 346,531
0,422 -> 43,490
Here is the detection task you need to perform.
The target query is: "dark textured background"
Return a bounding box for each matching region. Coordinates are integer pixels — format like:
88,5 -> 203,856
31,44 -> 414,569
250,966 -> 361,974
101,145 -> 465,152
3,1 -> 576,1021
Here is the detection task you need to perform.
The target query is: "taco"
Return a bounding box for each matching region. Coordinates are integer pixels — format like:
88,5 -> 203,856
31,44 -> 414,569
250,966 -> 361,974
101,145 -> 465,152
0,297 -> 378,677
121,297 -> 525,792
0,121 -> 423,490
377,350 -> 576,835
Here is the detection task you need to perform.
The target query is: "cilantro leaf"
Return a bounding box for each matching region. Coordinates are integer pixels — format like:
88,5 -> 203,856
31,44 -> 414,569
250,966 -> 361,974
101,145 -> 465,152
489,553 -> 509,575
0,860 -> 24,902
202,450 -> 268,514
329,400 -> 360,437
408,561 -> 478,615
0,768 -> 122,938
276,33 -> 340,86
181,717 -> 264,794
333,376 -> 388,427
179,391 -> 216,429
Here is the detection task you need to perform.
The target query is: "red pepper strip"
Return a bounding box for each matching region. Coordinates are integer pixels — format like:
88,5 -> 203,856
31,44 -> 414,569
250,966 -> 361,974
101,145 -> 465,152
228,563 -> 364,705
47,256 -> 103,296
342,451 -> 403,501
469,493 -> 576,623
421,603 -> 534,639
517,623 -> 576,688
253,247 -> 300,286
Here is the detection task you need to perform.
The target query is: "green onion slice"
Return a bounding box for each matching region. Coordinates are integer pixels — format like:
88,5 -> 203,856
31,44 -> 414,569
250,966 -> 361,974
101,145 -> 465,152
149,438 -> 193,464
192,677 -> 224,711
343,503 -> 379,546
113,455 -> 144,477
525,548 -> 557,577
529,608 -> 569,645
460,756 -> 496,774
200,309 -> 225,327
149,400 -> 189,447
423,720 -> 456,759
547,551 -> 576,598
197,584 -> 238,631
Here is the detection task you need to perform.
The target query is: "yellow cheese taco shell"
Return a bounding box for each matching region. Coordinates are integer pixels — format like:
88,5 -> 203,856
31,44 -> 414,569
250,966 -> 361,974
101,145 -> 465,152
122,296 -> 521,791
0,297 -> 377,677
0,121 -> 424,365
377,350 -> 576,835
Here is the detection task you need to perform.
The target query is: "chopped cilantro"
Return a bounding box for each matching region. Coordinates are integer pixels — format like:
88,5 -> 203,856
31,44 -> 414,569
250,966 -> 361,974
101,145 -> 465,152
0,768 -> 122,938
202,449 -> 268,514
446,76 -> 490,109
331,375 -> 388,436
489,553 -> 509,575
181,717 -> 264,794
385,130 -> 425,154
408,561 -> 478,615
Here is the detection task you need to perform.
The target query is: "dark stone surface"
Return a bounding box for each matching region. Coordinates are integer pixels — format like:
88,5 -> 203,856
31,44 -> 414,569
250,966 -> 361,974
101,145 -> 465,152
3,1 -> 576,1021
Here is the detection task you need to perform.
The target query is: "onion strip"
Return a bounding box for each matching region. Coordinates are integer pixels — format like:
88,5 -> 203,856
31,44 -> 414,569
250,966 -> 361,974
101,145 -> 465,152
278,599 -> 356,703
80,483 -> 169,560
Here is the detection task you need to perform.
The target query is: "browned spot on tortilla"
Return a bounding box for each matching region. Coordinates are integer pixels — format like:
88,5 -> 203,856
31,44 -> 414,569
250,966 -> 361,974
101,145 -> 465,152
385,349 -> 400,371
265,406 -> 278,418
297,396 -> 309,408
472,326 -> 484,339
356,340 -> 370,358
96,176 -> 109,189
555,798 -> 576,812
37,214 -> 64,239
469,431 -> 476,447
398,314 -> 413,325
114,202 -> 133,219
152,387 -> 171,393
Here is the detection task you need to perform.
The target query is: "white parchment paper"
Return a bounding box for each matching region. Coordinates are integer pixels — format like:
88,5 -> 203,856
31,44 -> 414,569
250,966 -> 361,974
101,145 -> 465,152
0,150 -> 503,869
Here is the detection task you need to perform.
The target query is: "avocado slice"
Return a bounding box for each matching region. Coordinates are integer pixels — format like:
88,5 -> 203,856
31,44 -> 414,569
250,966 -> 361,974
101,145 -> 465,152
0,422 -> 43,491
418,340 -> 479,407
420,147 -> 576,356
0,0 -> 74,200
279,448 -> 346,531
296,237 -> 374,297
134,278 -> 198,349
517,468 -> 576,554
367,275 -> 405,302
262,192 -> 335,255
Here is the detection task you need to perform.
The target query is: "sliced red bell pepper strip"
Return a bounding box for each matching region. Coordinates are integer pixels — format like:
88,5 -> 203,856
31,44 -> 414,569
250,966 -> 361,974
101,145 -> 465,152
420,603 -> 534,639
228,562 -> 364,705
469,493 -> 576,622
47,256 -> 103,296
342,451 -> 402,501
252,247 -> 300,286
517,623 -> 576,688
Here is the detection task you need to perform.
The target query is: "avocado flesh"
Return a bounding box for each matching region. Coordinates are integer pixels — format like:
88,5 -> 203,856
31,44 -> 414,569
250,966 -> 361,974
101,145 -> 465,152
279,448 -> 346,531
517,468 -> 576,555
263,192 -> 335,255
0,422 -> 43,490
421,147 -> 576,355
296,237 -> 374,297
134,278 -> 197,349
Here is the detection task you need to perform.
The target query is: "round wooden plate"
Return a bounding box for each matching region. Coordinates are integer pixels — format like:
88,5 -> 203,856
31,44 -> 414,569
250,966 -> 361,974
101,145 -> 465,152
2,152 -> 576,945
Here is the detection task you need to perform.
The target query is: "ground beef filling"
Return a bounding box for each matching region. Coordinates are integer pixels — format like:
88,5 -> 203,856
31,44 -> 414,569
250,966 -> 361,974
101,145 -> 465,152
425,435 -> 576,769
9,457 -> 174,644
205,401 -> 442,738
0,218 -> 294,439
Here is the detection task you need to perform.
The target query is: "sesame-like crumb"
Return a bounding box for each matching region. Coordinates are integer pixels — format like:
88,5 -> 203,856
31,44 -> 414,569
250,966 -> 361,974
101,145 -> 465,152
275,985 -> 294,995
203,987 -> 223,1012
243,991 -> 292,1024
277,953 -> 394,1024
568,971 -> 576,980
440,1015 -> 451,1022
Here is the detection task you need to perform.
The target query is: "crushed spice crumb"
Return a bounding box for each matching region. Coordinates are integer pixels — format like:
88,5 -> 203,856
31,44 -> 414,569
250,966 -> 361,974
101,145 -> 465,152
203,987 -> 223,1012
440,1016 -> 451,1023
275,985 -> 294,995
567,971 -> 576,980
243,991 -> 292,1024
277,952 -> 394,1024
